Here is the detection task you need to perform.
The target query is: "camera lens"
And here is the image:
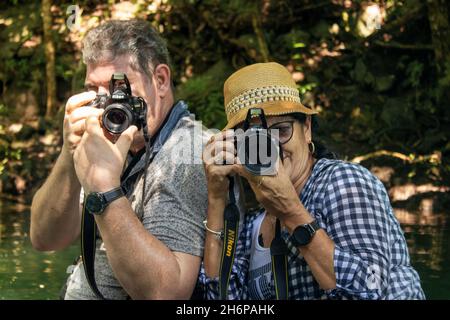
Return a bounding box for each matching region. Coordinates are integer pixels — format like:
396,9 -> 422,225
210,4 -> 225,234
108,109 -> 127,125
236,128 -> 279,176
102,103 -> 133,134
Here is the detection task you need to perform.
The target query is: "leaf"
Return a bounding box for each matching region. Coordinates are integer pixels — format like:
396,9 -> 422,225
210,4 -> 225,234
352,59 -> 367,83
374,75 -> 395,92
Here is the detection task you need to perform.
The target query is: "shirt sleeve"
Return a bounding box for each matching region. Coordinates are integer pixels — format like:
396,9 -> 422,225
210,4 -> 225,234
321,163 -> 392,299
197,214 -> 254,300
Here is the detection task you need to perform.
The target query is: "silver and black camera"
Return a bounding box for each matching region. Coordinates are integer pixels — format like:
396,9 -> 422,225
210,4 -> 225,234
87,73 -> 147,134
235,108 -> 281,176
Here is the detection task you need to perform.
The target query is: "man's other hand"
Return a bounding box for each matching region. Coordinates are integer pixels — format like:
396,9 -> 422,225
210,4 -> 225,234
73,115 -> 137,193
63,91 -> 103,156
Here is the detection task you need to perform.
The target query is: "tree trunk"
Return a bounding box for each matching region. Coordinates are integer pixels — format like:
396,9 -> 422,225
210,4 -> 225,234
427,0 -> 450,75
252,14 -> 270,63
42,0 -> 57,118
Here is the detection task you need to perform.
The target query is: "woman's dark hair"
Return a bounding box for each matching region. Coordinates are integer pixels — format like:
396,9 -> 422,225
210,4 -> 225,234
291,113 -> 338,160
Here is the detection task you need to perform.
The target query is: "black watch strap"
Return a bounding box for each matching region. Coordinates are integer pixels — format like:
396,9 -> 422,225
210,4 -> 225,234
291,219 -> 321,247
307,220 -> 321,233
103,186 -> 125,205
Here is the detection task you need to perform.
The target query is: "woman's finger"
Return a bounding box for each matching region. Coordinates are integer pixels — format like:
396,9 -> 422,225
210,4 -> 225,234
207,163 -> 240,179
214,150 -> 236,165
204,149 -> 236,166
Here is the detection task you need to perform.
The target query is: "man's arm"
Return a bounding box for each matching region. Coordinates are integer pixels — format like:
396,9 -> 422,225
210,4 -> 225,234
30,149 -> 82,251
30,91 -> 100,251
96,197 -> 200,299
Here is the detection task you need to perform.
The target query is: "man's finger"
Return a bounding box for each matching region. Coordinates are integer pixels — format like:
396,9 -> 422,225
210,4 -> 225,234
85,115 -> 103,136
71,119 -> 86,135
66,91 -> 97,114
116,125 -> 137,156
69,107 -> 103,123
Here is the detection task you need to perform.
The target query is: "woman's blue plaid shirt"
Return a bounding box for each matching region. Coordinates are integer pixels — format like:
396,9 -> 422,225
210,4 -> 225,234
198,158 -> 425,300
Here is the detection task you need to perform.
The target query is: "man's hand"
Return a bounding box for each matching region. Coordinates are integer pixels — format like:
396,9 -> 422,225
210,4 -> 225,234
73,115 -> 137,193
63,91 -> 104,156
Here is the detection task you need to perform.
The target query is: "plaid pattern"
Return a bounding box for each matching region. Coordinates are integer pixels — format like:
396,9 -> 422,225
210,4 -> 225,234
197,158 -> 425,300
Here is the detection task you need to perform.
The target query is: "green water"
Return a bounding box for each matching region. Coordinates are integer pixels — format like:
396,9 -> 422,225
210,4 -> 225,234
0,200 -> 449,299
0,201 -> 79,299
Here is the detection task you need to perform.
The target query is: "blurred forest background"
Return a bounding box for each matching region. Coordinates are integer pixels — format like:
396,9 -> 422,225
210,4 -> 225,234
0,0 -> 449,208
0,0 -> 450,300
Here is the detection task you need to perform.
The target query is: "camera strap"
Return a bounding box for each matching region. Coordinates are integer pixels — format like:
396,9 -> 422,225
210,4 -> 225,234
219,176 -> 240,300
219,177 -> 289,300
81,196 -> 105,299
270,218 -> 289,299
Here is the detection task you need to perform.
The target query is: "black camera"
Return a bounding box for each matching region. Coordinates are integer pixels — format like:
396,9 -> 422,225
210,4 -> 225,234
235,108 -> 281,176
87,73 -> 147,135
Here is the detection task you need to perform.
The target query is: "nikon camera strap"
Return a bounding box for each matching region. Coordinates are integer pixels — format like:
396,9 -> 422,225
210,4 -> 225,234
219,176 -> 240,299
219,177 -> 289,300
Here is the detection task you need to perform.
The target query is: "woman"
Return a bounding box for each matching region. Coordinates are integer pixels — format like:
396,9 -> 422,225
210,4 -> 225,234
198,62 -> 425,300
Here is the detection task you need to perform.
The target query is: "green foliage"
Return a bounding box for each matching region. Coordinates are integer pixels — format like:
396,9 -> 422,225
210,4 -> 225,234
0,0 -> 449,194
175,61 -> 232,129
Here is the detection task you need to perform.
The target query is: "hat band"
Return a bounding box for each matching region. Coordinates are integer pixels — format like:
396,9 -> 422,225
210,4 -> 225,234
225,85 -> 301,118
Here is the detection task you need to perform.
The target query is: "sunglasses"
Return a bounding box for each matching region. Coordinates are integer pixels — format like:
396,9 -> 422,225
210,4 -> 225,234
235,120 -> 296,145
268,120 -> 295,144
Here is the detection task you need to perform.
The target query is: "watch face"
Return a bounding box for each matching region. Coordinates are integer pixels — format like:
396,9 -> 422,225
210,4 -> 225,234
293,226 -> 312,246
85,193 -> 104,215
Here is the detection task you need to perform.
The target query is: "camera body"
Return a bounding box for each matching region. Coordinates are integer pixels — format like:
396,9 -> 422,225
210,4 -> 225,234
88,73 -> 147,135
235,108 -> 281,176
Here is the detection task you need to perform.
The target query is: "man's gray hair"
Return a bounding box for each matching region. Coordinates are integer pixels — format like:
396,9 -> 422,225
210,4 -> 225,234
82,19 -> 172,79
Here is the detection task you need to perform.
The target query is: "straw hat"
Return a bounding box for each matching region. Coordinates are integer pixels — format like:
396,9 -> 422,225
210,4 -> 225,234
223,62 -> 317,130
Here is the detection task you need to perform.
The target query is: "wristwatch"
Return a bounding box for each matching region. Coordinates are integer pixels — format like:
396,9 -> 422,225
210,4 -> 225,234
85,187 -> 125,215
290,220 -> 321,247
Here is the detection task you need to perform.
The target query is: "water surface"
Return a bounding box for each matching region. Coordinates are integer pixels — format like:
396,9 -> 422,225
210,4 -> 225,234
0,200 -> 448,299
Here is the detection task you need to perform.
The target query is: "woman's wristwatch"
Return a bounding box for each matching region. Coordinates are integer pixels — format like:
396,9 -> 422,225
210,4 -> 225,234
290,220 -> 321,246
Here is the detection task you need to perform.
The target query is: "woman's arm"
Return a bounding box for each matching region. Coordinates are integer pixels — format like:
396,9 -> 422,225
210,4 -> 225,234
202,196 -> 226,278
241,161 -> 391,299
198,131 -> 251,300
282,205 -> 337,290
198,197 -> 251,300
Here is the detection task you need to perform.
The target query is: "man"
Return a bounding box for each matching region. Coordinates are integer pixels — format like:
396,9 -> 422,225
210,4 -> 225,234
30,20 -> 209,299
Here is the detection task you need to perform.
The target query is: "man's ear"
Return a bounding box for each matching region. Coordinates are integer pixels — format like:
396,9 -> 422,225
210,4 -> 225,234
153,64 -> 171,98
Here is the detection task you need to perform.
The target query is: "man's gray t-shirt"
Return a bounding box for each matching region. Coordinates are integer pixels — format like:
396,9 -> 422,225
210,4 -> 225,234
64,115 -> 210,299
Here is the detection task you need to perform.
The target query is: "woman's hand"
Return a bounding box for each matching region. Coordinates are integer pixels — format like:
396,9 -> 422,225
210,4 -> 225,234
238,159 -> 304,223
202,130 -> 240,203
202,130 -> 241,277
